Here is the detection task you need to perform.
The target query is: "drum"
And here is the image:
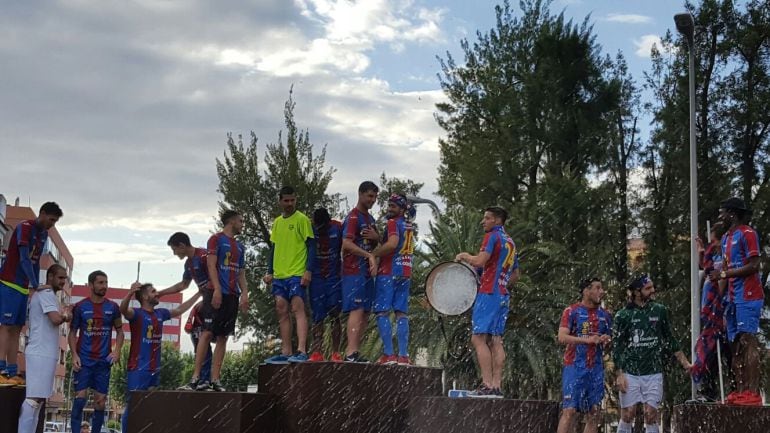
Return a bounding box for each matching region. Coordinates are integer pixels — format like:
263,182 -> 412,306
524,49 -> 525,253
425,261 -> 478,315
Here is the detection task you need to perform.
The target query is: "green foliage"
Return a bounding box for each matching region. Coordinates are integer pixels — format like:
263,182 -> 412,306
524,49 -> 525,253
219,343 -> 272,392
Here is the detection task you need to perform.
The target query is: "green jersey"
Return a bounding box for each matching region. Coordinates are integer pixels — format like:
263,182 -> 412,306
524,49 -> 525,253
270,211 -> 314,279
612,302 -> 681,376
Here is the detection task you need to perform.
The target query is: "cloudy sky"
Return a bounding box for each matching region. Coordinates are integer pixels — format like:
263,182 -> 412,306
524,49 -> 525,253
1,0 -> 685,350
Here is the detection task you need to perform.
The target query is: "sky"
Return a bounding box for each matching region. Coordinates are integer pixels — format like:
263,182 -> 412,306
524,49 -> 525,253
1,0 -> 688,352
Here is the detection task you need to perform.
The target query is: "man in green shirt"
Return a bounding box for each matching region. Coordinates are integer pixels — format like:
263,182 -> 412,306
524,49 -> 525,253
263,186 -> 316,364
612,274 -> 691,433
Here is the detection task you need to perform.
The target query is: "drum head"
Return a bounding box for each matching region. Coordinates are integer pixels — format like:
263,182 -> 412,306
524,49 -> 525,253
425,261 -> 478,315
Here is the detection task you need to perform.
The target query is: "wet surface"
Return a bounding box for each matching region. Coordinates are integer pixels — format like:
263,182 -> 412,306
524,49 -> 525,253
672,403 -> 770,433
408,397 -> 559,433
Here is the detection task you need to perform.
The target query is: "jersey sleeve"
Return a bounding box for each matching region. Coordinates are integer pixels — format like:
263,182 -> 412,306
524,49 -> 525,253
658,305 -> 680,355
39,291 -> 59,315
603,310 -> 613,335
207,235 -> 218,256
159,308 -> 172,322
182,266 -> 192,282
70,303 -> 82,331
344,213 -> 358,240
480,232 -> 495,255
128,307 -> 141,323
742,228 -> 760,258
301,215 -> 314,240
387,219 -> 398,239
559,307 -> 573,330
16,223 -> 31,246
612,311 -> 628,371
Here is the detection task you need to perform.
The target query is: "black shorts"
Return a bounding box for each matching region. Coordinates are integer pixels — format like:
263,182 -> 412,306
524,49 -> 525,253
200,291 -> 239,337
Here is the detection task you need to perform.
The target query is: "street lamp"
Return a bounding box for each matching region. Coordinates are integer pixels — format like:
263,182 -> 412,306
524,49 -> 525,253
674,12 -> 698,400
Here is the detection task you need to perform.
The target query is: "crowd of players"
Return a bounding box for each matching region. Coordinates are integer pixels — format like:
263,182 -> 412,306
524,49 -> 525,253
0,190 -> 765,433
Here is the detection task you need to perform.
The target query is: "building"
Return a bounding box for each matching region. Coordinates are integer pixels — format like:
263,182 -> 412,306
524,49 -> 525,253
69,285 -> 183,348
1,200 -> 74,424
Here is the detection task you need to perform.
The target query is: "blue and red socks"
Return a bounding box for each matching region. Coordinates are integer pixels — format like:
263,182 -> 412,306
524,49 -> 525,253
376,315 -> 394,356
92,409 -> 105,433
396,316 -> 409,357
71,397 -> 87,433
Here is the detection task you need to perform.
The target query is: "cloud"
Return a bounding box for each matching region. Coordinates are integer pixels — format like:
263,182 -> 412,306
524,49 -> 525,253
605,13 -> 653,24
633,34 -> 675,58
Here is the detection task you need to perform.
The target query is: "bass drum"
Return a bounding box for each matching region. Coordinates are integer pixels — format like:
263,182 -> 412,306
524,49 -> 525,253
425,261 -> 478,315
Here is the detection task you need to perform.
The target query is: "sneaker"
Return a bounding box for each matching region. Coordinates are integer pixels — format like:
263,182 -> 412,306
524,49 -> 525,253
330,352 -> 344,363
492,388 -> 504,398
344,351 -> 369,363
264,354 -> 290,365
397,356 -> 412,366
178,379 -> 198,391
733,390 -> 762,406
288,352 -> 309,363
377,355 -> 397,365
7,375 -> 25,386
308,351 -> 325,362
211,381 -> 226,392
195,380 -> 211,391
0,374 -> 14,387
467,384 -> 501,399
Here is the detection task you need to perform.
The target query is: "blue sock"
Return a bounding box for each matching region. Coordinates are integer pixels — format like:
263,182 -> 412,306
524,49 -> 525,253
92,409 -> 105,433
396,316 -> 409,357
0,359 -> 6,373
6,363 -> 17,377
376,315 -> 394,356
71,397 -> 87,433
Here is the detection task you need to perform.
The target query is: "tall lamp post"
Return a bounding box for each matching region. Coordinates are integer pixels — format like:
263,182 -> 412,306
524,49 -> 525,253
674,12 -> 698,399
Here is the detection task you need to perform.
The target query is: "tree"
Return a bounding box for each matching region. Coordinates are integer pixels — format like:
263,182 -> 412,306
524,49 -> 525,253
215,88 -> 341,339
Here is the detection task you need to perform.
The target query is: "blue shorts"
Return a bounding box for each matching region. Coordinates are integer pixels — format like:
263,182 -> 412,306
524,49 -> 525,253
562,365 -> 604,412
472,293 -> 509,335
725,300 -> 762,342
127,369 -> 160,392
373,276 -> 410,314
272,276 -> 307,302
342,275 -> 374,313
309,276 -> 341,323
0,283 -> 28,326
74,360 -> 112,394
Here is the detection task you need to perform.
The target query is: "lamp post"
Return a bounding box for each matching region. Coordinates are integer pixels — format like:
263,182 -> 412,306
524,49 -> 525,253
674,11 -> 698,400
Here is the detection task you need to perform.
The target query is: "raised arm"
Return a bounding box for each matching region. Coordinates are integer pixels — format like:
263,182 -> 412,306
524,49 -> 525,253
171,291 -> 202,318
120,282 -> 141,321
158,280 -> 191,297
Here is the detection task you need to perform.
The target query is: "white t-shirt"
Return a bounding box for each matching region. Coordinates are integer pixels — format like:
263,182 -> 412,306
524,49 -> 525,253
25,288 -> 61,359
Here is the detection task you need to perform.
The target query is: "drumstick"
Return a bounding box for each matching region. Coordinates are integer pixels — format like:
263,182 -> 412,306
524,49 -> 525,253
136,261 -> 141,282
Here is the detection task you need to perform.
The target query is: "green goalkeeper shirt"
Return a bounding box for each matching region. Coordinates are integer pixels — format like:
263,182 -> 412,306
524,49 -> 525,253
612,302 -> 681,376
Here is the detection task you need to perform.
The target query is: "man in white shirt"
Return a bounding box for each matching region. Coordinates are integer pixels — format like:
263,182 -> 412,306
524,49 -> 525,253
17,264 -> 71,433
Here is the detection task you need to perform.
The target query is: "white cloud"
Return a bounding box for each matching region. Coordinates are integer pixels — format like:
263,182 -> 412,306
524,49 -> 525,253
633,34 -> 675,58
605,13 -> 653,24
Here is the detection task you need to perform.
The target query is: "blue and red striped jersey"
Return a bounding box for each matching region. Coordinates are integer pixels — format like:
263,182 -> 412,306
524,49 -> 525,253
313,220 -> 342,279
378,216 -> 414,278
127,308 -> 171,372
182,247 -> 210,290
701,241 -> 722,272
341,208 -> 376,276
722,225 -> 763,302
478,226 -> 518,295
0,219 -> 48,289
560,303 -> 612,369
207,233 -> 245,295
71,298 -> 121,365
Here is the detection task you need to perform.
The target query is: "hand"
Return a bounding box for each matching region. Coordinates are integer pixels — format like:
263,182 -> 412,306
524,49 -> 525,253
367,254 -> 378,277
300,271 -> 312,287
682,361 -> 693,373
61,310 -> 72,323
616,373 -> 628,393
707,269 -> 720,283
598,334 -> 611,345
262,274 -> 273,285
362,227 -> 379,241
696,236 -> 705,253
239,295 -> 249,313
212,290 -> 222,310
130,281 -> 142,293
107,350 -> 119,365
455,252 -> 468,262
72,354 -> 82,372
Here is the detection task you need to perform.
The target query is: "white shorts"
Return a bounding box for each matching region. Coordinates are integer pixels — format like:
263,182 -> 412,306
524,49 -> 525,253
619,373 -> 663,409
24,355 -> 57,399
